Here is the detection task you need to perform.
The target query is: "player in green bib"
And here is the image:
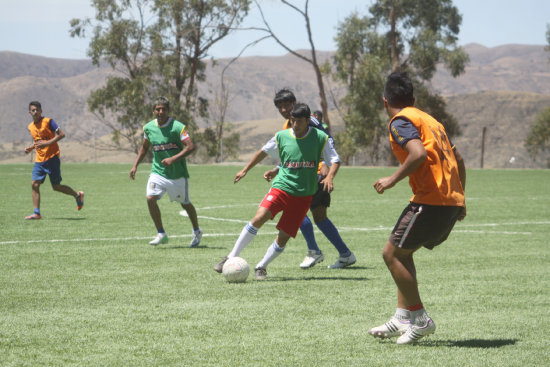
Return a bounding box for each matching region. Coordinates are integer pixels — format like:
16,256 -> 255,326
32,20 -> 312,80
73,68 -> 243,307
214,103 -> 341,280
130,97 -> 203,247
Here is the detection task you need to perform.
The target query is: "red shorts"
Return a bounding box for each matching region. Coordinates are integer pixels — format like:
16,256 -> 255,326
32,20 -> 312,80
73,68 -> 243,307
259,188 -> 312,238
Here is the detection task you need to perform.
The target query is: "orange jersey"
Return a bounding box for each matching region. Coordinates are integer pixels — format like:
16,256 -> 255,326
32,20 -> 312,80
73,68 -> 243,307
283,118 -> 324,174
389,107 -> 465,207
27,117 -> 60,162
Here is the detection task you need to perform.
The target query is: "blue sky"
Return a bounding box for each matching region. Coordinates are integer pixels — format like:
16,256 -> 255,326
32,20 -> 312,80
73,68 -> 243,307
1,0 -> 548,60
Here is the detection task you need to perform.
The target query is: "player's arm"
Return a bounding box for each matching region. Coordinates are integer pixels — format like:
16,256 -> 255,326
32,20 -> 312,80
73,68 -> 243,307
236,136 -> 276,183
235,149 -> 268,183
130,139 -> 151,180
162,137 -> 196,167
452,146 -> 467,220
25,140 -> 35,153
34,124 -> 65,149
374,138 -> 426,194
319,138 -> 341,193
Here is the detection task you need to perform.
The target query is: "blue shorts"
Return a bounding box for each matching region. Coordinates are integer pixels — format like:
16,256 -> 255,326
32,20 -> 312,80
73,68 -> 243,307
32,155 -> 62,185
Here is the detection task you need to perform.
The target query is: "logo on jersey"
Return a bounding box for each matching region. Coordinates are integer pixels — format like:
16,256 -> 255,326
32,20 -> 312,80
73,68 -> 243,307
283,161 -> 316,169
153,143 -> 179,152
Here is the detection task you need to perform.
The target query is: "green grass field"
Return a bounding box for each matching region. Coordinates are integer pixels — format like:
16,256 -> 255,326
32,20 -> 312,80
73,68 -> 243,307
0,163 -> 549,366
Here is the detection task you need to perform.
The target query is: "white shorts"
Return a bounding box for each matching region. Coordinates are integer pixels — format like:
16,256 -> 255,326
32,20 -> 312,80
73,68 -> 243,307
146,173 -> 191,204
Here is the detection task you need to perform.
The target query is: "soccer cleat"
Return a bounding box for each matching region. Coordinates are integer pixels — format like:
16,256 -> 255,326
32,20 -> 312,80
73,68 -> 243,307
369,317 -> 410,339
24,213 -> 42,220
190,229 -> 203,247
255,267 -> 267,280
327,252 -> 356,269
149,232 -> 168,246
214,256 -> 228,273
396,318 -> 436,345
76,191 -> 84,210
300,251 -> 324,269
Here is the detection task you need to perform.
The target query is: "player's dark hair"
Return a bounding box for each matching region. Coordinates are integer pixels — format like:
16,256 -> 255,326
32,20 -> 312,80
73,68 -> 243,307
29,101 -> 42,110
312,110 -> 323,121
273,88 -> 296,107
290,103 -> 311,119
154,96 -> 170,110
384,72 -> 414,108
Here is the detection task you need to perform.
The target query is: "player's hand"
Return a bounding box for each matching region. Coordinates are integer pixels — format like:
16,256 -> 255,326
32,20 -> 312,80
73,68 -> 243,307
161,157 -> 173,167
234,169 -> 247,183
319,162 -> 329,177
263,169 -> 278,182
24,146 -> 35,154
373,177 -> 395,194
129,167 -> 137,180
35,140 -> 50,149
458,206 -> 467,221
320,177 -> 334,193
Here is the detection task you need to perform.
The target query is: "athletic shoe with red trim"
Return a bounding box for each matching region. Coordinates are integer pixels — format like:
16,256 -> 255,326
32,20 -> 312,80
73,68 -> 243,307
396,318 -> 436,345
25,213 -> 42,220
76,191 -> 84,210
369,316 -> 410,338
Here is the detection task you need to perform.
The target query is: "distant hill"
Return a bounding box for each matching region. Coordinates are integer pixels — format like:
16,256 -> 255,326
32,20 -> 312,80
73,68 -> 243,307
1,44 -> 549,168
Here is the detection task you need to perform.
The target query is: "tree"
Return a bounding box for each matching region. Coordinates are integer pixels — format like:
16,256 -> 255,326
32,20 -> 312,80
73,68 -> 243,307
254,0 -> 332,130
525,24 -> 550,166
70,0 -> 250,155
333,0 -> 468,165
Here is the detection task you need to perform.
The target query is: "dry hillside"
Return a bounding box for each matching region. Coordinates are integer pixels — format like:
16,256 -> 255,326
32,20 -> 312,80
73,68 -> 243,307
1,44 -> 549,168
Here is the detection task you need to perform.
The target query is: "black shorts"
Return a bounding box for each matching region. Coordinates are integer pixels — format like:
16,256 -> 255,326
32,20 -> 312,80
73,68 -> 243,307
389,203 -> 462,250
310,175 -> 331,209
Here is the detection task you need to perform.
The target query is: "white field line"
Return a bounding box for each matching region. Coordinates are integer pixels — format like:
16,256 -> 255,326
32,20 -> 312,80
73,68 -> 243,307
2,216 -> 547,246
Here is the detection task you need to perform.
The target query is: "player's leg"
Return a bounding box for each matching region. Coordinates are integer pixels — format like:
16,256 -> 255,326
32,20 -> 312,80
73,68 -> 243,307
146,174 -> 169,245
253,192 -> 311,279
214,205 -> 272,273
394,263 -> 436,345
181,203 -> 203,247
311,202 -> 356,269
48,156 -> 84,209
147,195 -> 163,231
298,215 -> 324,268
254,230 -> 292,280
25,180 -> 43,219
26,162 -> 46,219
169,177 -> 202,247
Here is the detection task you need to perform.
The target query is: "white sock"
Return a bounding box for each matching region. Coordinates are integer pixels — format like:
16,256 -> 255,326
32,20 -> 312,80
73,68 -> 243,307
410,308 -> 429,326
228,222 -> 258,258
256,241 -> 285,269
394,308 -> 411,322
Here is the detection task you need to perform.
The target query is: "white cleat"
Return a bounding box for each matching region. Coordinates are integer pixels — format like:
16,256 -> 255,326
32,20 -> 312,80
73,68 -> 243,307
327,252 -> 356,269
396,318 -> 436,345
300,251 -> 324,269
190,229 -> 203,247
369,317 -> 410,339
149,233 -> 168,246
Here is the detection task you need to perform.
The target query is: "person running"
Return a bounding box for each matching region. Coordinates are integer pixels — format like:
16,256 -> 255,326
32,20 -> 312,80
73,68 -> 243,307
368,72 -> 466,345
213,103 -> 341,280
264,89 -> 356,269
130,97 -> 203,247
24,101 -> 84,219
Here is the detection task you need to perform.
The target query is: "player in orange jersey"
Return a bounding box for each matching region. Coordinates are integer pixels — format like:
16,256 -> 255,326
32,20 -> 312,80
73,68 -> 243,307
369,72 -> 466,345
24,101 -> 83,219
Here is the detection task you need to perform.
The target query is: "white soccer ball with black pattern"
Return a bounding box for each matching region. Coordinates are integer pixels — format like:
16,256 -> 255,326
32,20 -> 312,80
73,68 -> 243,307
222,257 -> 250,283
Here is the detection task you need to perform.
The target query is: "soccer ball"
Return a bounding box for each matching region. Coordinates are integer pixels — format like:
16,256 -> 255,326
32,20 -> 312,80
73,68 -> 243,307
222,257 -> 250,283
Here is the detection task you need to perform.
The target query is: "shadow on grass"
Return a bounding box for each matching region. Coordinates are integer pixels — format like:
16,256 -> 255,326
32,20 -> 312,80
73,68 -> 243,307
51,217 -> 87,221
422,338 -> 518,348
269,275 -> 370,282
156,245 -> 226,250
